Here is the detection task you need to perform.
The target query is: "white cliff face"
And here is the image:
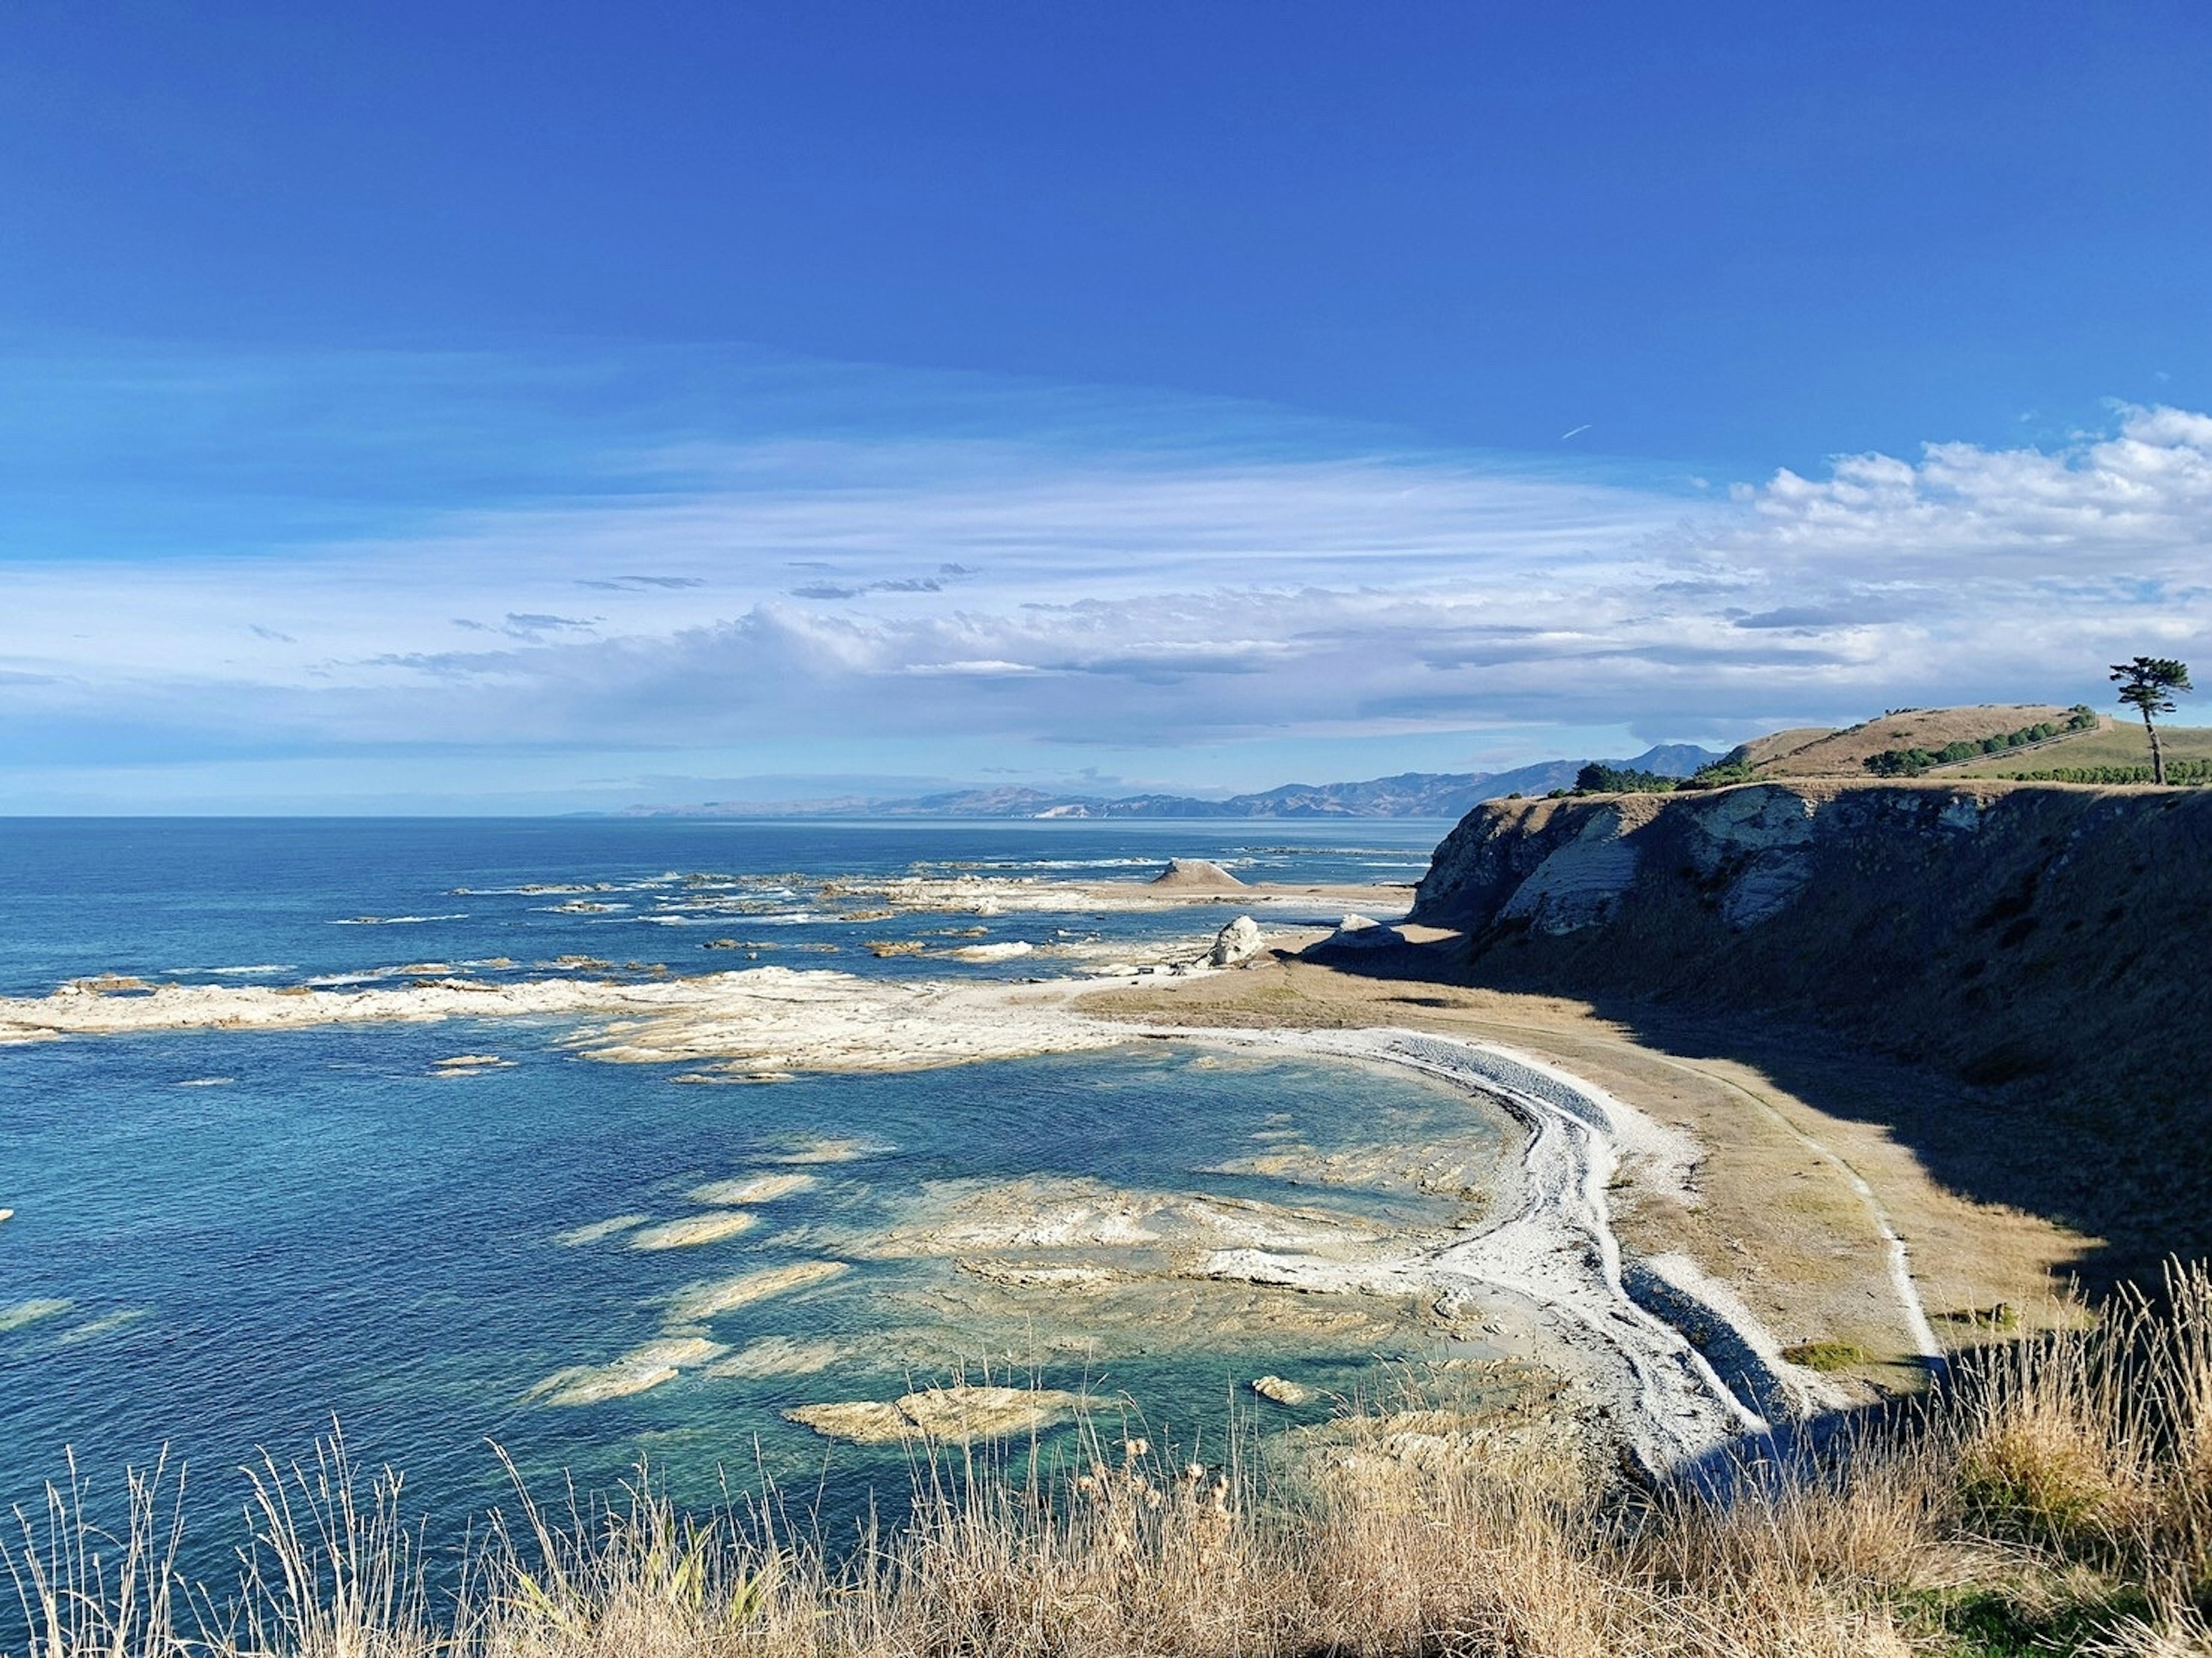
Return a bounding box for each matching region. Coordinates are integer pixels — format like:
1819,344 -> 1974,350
1490,790 -> 1824,935
1684,788 -> 1821,931
1939,795 -> 1990,833
1414,781 -> 2014,941
1496,807 -> 1641,935
1717,855 -> 1816,929
1690,785 -> 1819,855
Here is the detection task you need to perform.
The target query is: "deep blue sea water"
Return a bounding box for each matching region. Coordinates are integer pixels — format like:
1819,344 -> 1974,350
0,818 -> 1497,1584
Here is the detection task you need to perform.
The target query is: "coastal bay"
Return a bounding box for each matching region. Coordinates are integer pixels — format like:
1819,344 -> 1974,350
1,810 -> 2070,1541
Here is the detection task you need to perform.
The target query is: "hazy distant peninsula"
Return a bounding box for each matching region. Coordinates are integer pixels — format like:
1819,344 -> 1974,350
619,743 -> 1722,820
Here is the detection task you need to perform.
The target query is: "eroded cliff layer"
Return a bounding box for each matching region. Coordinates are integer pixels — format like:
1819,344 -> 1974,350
1411,781 -> 2212,1276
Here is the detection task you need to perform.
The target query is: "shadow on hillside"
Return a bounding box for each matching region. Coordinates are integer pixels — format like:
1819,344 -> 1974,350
1312,936 -> 2207,1300
1665,1322 -> 2069,1503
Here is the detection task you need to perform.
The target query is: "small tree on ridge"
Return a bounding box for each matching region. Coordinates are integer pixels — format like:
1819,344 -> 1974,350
2109,657 -> 2193,784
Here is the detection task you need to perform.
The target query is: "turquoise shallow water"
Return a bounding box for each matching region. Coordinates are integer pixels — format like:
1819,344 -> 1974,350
0,818 -> 1500,1581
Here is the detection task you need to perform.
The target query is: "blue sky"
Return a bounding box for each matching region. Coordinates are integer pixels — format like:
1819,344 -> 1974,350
4,2 -> 2209,811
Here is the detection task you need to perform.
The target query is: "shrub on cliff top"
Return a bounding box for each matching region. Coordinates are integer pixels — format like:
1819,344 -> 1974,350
1574,763 -> 1681,795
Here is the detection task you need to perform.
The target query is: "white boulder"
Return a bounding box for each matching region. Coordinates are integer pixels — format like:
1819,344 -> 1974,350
1317,913 -> 1404,950
1206,915 -> 1266,967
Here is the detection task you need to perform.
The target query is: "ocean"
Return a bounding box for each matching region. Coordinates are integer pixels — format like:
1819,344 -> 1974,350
0,817 -> 1510,1577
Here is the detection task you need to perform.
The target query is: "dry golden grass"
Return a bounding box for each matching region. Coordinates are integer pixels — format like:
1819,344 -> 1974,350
1751,705 -> 2076,779
10,1264 -> 2212,1657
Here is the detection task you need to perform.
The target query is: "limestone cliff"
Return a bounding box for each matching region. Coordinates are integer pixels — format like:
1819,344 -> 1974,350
1411,781 -> 2212,1278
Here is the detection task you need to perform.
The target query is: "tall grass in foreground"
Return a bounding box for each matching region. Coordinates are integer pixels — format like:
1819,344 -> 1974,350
10,1263 -> 2212,1658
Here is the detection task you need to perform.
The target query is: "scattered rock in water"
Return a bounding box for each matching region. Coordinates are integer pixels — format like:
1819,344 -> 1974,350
899,1384 -> 1078,1440
536,1336 -> 727,1407
705,1336 -> 847,1379
952,940 -> 1034,962
786,1384 -> 1084,1444
1149,858 -> 1246,890
0,1208 -> 13,1224
57,1308 -> 147,1345
783,1401 -> 910,1443
667,1259 -> 849,1322
59,974 -> 156,997
629,1211 -> 759,1250
686,1173 -> 817,1206
432,1052 -> 514,1075
554,1213 -> 649,1246
766,1137 -> 885,1165
0,1298 -> 70,1331
1207,915 -> 1266,967
1251,1375 -> 1317,1406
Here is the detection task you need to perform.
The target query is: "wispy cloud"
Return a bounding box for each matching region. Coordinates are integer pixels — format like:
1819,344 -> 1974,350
4,360 -> 2209,801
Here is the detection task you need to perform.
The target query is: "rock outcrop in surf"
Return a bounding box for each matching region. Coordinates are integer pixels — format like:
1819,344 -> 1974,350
1150,857 -> 1246,889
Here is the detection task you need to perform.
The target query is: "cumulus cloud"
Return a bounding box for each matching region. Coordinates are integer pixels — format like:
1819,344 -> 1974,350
1753,407 -> 2212,553
4,404 -> 2209,773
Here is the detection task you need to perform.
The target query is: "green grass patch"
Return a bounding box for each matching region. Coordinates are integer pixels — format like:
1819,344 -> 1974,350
1950,719 -> 2212,776
1781,1340 -> 1871,1372
1936,1303 -> 2021,1331
1902,1585 -> 2152,1657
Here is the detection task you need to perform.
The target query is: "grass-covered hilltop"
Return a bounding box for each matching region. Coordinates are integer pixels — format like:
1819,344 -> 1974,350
13,700 -> 2212,1658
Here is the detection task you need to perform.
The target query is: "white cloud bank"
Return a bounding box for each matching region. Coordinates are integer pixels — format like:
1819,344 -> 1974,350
5,403 -> 2209,796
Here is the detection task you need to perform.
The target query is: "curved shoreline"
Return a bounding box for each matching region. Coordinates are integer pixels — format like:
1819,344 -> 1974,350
2,964 -> 1857,1471
1149,1025 -> 1838,1473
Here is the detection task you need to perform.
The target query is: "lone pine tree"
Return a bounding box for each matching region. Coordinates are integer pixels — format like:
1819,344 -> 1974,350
2110,657 -> 2194,784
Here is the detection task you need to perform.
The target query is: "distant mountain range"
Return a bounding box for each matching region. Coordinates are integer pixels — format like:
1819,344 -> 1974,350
624,743 -> 1722,819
